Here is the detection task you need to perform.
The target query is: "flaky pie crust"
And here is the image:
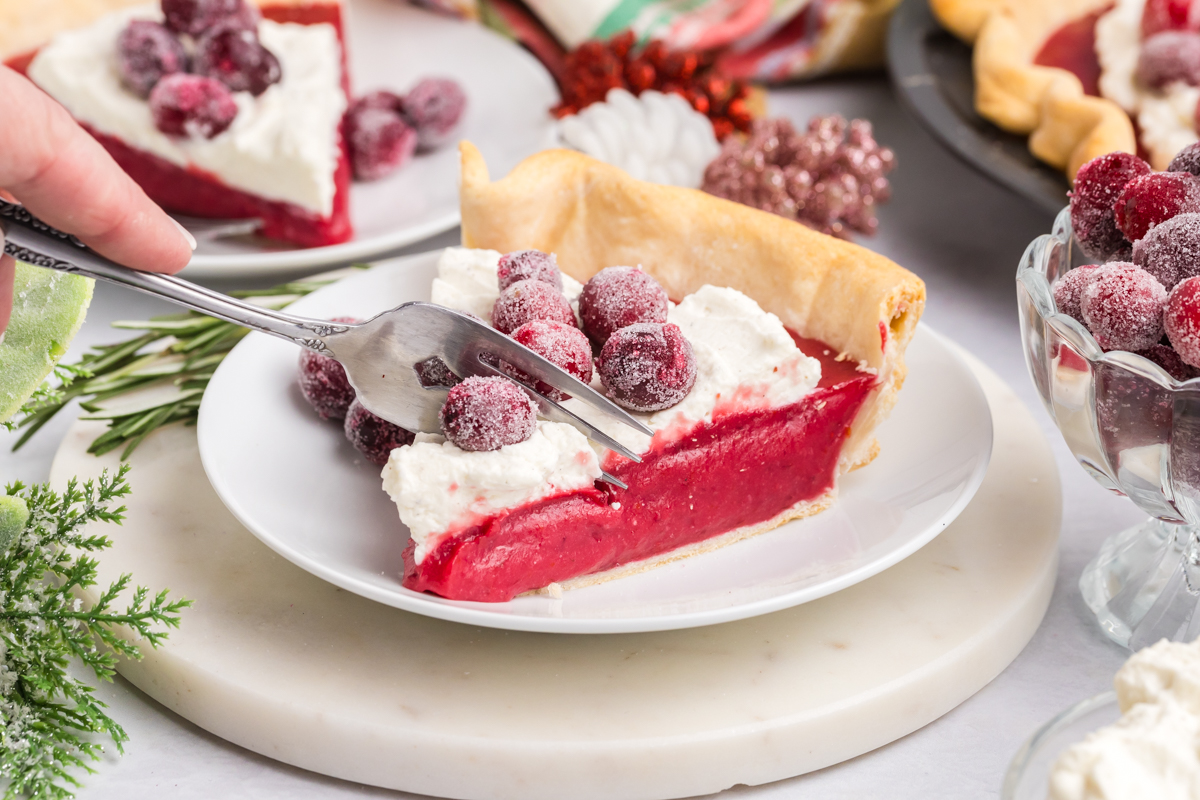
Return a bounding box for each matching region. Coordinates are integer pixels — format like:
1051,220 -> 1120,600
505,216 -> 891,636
458,142 -> 926,479
930,0 -> 1137,180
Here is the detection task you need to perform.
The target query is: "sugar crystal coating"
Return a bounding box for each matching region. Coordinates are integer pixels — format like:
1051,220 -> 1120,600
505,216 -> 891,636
439,376 -> 537,452
297,316 -> 359,420
345,100 -> 417,181
117,20 -> 188,98
1137,343 -> 1199,380
1166,276 -> 1200,367
1114,171 -> 1200,243
344,399 -> 416,465
1052,264 -> 1100,324
597,322 -> 696,411
402,77 -> 467,150
162,0 -> 255,37
1169,142 -> 1200,175
1137,31 -> 1200,88
1133,212 -> 1200,289
497,250 -> 563,292
1070,153 -> 1152,259
149,74 -> 238,138
505,320 -> 594,401
578,266 -> 669,346
491,279 -> 576,335
193,21 -> 281,97
1080,262 -> 1168,351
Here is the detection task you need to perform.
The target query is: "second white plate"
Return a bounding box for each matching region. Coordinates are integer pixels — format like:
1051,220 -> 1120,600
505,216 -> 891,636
182,0 -> 557,277
198,251 -> 994,633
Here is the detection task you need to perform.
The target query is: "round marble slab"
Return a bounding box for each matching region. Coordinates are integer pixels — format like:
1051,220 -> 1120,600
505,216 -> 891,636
49,356 -> 1060,800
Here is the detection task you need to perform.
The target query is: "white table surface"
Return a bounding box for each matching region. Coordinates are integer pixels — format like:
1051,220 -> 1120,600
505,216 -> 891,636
0,77 -> 1139,799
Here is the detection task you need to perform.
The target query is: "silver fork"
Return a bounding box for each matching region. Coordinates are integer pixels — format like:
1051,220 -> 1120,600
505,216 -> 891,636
0,200 -> 651,485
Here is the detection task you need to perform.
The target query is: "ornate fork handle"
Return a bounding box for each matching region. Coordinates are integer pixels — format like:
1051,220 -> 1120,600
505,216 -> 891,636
0,199 -> 345,353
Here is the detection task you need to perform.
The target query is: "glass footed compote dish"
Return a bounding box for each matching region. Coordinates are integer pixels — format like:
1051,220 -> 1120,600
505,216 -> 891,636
1018,207 -> 1200,651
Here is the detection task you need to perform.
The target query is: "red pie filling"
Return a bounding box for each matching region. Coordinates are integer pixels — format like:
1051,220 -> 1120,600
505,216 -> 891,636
401,335 -> 877,602
1034,7 -> 1110,98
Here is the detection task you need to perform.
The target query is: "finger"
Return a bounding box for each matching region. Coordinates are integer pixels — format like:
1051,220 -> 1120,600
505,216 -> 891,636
0,252 -> 14,336
0,66 -> 195,274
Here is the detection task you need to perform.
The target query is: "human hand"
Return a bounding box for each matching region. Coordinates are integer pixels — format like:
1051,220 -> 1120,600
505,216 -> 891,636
0,65 -> 195,335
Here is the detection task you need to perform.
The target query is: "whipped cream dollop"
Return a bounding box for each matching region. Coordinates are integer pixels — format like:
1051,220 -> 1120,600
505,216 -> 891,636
557,88 -> 721,189
1049,638 -> 1200,800
1096,0 -> 1200,168
382,423 -> 602,563
28,5 -> 346,215
430,247 -> 584,323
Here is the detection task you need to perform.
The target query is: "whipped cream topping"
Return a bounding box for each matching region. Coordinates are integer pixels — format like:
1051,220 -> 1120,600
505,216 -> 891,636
28,5 -> 346,215
430,247 -> 584,323
382,423 -> 601,563
1050,638 -> 1200,800
557,88 -> 721,189
1096,0 -> 1200,168
386,247 -> 823,560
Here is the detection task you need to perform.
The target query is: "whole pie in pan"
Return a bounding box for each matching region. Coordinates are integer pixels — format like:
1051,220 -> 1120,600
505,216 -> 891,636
380,144 -> 925,602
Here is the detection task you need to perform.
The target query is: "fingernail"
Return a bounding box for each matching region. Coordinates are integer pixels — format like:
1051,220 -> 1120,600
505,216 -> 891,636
170,217 -> 198,251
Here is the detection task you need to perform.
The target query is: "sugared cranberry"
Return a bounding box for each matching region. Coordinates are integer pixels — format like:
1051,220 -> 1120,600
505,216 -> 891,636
116,20 -> 188,98
149,74 -> 238,138
1133,212 -> 1200,289
162,0 -> 256,37
193,22 -> 281,96
491,279 -> 576,335
1142,0 -> 1200,38
1051,264 -> 1100,324
578,266 -> 670,346
414,356 -> 461,388
1114,171 -> 1200,242
350,90 -> 404,114
597,322 -> 696,411
345,103 -> 417,181
1080,262 -> 1168,351
497,250 -> 563,292
402,77 -> 466,150
1137,343 -> 1199,380
1166,276 -> 1200,367
1070,152 -> 1152,259
439,376 -> 537,452
343,399 -> 415,465
505,320 -> 594,401
1170,142 -> 1200,175
1137,32 -> 1200,88
297,317 -> 359,420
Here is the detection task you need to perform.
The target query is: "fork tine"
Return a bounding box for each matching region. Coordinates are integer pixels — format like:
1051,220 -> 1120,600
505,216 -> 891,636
431,305 -> 653,437
600,471 -> 628,490
472,358 -> 647,463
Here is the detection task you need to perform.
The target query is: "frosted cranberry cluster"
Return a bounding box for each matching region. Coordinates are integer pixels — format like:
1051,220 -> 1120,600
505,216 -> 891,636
117,0 -> 281,139
1057,144 -> 1200,378
297,250 -> 698,461
343,79 -> 466,182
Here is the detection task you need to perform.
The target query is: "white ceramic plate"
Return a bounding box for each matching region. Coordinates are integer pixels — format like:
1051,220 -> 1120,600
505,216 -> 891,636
181,0 -> 557,278
198,251 -> 994,633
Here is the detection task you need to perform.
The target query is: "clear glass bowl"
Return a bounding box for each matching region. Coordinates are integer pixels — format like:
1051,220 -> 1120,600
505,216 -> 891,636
1017,207 -> 1200,649
1001,692 -> 1120,800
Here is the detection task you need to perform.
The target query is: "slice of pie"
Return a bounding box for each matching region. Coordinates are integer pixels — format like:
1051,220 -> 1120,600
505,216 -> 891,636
379,144 -> 924,603
17,0 -> 351,248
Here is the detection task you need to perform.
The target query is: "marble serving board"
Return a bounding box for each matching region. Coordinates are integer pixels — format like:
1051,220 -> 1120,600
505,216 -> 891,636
49,355 -> 1061,800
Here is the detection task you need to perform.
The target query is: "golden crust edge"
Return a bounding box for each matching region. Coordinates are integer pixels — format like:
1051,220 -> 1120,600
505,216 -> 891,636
529,491 -> 836,596
931,0 -> 1137,182
458,140 -> 922,501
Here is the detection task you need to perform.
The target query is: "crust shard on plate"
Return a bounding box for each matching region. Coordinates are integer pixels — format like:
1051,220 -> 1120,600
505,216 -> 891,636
458,141 -> 926,473
931,0 -> 1137,180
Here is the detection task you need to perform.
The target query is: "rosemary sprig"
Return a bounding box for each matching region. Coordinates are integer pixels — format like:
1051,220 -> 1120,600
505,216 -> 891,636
7,267 -> 364,459
1,465 -> 190,799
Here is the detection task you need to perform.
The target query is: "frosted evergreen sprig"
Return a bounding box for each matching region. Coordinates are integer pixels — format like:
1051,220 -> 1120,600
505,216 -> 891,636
0,465 -> 189,799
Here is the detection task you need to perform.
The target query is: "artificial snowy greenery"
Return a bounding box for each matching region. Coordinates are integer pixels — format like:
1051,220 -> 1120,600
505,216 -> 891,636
0,465 -> 189,799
